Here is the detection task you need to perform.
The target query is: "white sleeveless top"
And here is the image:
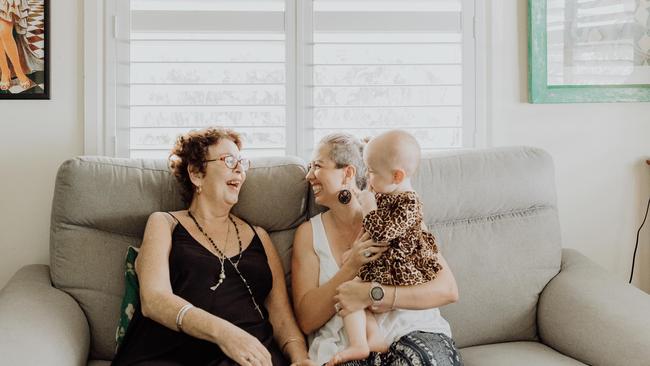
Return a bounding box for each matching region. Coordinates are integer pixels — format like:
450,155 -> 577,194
307,213 -> 452,365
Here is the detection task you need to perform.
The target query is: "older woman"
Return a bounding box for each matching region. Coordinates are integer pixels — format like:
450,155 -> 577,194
291,133 -> 463,366
113,128 -> 314,366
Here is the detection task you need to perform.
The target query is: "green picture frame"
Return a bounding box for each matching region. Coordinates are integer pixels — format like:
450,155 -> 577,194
528,0 -> 650,103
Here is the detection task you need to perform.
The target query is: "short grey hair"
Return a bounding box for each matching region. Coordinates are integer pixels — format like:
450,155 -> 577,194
317,133 -> 367,190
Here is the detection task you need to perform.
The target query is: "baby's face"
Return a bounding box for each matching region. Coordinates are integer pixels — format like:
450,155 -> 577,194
364,141 -> 397,194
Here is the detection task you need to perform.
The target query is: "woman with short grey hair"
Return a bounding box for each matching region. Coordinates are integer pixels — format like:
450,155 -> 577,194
292,133 -> 463,365
317,133 -> 367,191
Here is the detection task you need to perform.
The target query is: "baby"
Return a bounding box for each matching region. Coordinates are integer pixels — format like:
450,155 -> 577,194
330,130 -> 442,365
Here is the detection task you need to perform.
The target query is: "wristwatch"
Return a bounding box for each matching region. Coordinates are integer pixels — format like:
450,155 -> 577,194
369,282 -> 385,308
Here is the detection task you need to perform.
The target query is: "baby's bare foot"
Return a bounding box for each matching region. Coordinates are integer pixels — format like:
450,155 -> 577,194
327,345 -> 370,366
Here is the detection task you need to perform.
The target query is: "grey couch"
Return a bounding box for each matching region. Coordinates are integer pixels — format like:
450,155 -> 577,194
1,146 -> 649,366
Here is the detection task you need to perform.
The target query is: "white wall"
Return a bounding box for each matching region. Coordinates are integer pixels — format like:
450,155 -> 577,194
488,0 -> 650,293
0,0 -> 648,295
0,0 -> 83,287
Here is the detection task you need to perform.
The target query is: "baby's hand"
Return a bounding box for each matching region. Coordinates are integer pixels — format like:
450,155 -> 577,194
355,190 -> 377,215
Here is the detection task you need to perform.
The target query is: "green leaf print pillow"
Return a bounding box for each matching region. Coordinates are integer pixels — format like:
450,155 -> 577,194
115,246 -> 140,353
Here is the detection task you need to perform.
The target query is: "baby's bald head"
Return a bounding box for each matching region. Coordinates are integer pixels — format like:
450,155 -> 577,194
365,130 -> 421,177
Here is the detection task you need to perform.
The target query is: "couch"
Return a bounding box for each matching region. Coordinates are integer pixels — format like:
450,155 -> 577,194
1,146 -> 649,366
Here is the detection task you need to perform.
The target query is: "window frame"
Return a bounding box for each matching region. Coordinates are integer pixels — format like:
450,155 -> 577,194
84,0 -> 487,158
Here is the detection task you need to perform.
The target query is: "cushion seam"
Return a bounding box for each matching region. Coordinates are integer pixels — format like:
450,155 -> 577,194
53,220 -> 302,239
74,159 -> 306,172
54,222 -> 143,239
430,205 -> 555,227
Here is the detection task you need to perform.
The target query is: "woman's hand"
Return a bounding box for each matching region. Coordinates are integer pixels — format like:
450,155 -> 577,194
340,232 -> 388,273
217,321 -> 272,366
333,278 -> 373,317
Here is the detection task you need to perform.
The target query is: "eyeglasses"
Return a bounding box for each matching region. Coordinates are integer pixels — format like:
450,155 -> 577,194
205,154 -> 250,172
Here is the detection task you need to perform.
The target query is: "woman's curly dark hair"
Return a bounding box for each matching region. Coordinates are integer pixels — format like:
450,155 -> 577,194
169,127 -> 242,205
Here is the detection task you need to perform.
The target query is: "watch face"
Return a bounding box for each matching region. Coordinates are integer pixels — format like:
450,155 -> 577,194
370,286 -> 384,301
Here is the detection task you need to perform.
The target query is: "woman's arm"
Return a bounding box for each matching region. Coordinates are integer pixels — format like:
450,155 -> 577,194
255,226 -> 312,364
291,222 -> 384,334
136,212 -> 272,365
334,253 -> 459,316
290,221 -> 356,334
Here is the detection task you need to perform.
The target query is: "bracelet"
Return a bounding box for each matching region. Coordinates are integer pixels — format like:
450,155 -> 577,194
175,303 -> 194,332
391,287 -> 398,310
281,336 -> 305,354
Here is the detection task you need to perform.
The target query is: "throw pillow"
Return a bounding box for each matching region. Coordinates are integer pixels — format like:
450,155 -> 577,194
115,246 -> 140,353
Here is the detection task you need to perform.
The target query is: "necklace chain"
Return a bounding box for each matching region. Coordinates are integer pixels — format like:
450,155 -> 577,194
187,210 -> 264,319
188,211 -> 242,264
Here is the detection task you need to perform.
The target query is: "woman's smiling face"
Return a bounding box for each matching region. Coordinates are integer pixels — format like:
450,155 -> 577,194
306,144 -> 347,207
199,139 -> 247,206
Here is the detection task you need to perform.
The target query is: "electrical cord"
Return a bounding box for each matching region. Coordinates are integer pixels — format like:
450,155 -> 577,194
629,194 -> 650,283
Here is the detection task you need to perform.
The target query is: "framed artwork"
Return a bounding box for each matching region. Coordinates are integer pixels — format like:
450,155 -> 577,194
529,0 -> 650,103
0,0 -> 49,99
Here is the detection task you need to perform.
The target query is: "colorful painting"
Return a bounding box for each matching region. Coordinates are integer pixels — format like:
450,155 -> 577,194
0,0 -> 48,99
529,0 -> 650,103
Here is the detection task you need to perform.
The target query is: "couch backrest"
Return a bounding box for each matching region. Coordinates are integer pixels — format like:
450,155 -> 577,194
50,156 -> 309,360
413,146 -> 562,348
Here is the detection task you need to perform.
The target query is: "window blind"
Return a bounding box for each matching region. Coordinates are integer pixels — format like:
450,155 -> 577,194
304,0 -> 465,154
124,0 -> 287,158
113,0 -> 474,159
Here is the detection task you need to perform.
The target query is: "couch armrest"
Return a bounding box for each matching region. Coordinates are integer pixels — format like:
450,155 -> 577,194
0,264 -> 90,366
538,249 -> 650,366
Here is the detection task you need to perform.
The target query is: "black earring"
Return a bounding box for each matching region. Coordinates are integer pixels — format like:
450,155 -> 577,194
337,189 -> 352,204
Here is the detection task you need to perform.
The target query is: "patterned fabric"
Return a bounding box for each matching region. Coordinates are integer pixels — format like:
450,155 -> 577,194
115,246 -> 140,353
0,0 -> 30,34
337,331 -> 463,366
359,191 -> 442,286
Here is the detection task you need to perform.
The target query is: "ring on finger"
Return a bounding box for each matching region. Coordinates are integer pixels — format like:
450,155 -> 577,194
334,302 -> 342,313
363,249 -> 372,258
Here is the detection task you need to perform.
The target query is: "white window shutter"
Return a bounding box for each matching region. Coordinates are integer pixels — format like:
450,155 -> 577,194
122,0 -> 288,158
110,0 -> 476,158
303,0 -> 467,156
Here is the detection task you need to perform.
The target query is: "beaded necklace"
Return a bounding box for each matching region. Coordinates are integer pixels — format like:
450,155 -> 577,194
187,211 -> 264,319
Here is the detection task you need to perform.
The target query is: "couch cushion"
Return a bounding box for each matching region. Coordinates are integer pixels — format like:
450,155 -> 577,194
51,156 -> 309,360
460,342 -> 587,366
413,147 -> 562,348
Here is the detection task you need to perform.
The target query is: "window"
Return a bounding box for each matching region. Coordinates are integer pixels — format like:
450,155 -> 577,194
92,0 -> 481,159
302,0 -> 473,157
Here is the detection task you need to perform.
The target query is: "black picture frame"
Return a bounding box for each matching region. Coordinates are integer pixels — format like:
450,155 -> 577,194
0,0 -> 49,99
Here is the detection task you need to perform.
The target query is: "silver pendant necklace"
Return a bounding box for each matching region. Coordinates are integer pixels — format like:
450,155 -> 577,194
188,210 -> 236,290
187,211 -> 264,319
209,226 -> 229,291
